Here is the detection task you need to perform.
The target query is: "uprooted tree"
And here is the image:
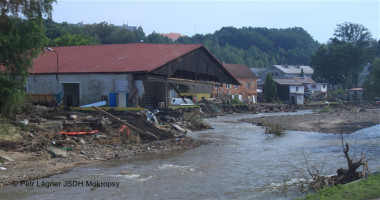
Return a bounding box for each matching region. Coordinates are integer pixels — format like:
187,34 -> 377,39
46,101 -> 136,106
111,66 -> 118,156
306,133 -> 370,190
277,132 -> 371,194
0,0 -> 55,116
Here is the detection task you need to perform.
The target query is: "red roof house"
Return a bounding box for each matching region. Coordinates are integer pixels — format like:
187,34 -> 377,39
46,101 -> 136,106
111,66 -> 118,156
212,63 -> 257,102
27,43 -> 238,108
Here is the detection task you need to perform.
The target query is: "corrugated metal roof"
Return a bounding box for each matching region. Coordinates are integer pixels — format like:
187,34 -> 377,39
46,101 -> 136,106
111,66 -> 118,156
291,76 -> 316,84
224,64 -> 257,79
274,65 -> 313,74
274,78 -> 302,85
32,43 -> 203,74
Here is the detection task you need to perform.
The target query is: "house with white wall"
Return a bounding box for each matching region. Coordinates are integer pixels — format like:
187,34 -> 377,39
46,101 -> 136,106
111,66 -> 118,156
274,78 -> 304,105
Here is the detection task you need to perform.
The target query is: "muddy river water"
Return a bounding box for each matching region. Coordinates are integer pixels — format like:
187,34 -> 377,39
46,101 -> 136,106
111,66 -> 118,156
2,111 -> 380,199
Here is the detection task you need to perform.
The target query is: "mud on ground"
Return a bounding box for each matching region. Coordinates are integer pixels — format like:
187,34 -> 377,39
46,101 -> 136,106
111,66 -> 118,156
241,107 -> 380,134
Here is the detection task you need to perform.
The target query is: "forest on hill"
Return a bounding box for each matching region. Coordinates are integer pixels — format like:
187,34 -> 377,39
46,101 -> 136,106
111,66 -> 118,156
44,20 -> 319,68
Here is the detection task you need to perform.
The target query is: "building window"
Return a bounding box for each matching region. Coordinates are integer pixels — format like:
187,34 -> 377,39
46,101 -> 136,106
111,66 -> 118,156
312,85 -> 316,89
296,87 -> 299,92
247,82 -> 251,90
235,85 -> 239,89
226,84 -> 231,89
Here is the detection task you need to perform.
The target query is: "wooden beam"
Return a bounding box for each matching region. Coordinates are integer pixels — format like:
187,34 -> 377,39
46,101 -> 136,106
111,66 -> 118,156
92,106 -> 159,139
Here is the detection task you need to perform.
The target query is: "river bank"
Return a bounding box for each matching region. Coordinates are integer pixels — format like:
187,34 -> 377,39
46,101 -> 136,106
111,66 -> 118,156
0,104 -> 212,187
241,107 -> 380,134
1,103 -> 378,187
0,136 -> 208,187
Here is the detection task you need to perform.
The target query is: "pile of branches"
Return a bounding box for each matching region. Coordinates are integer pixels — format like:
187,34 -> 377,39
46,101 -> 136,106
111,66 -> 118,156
306,134 -> 370,190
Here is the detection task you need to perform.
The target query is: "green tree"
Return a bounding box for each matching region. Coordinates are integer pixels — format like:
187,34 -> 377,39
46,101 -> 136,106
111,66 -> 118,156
49,33 -> 96,46
264,73 -> 277,102
0,0 -> 55,116
363,58 -> 380,100
146,31 -> 172,43
311,22 -> 375,89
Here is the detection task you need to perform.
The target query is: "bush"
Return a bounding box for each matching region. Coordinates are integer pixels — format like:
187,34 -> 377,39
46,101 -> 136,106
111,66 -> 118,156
262,122 -> 285,136
0,76 -> 26,117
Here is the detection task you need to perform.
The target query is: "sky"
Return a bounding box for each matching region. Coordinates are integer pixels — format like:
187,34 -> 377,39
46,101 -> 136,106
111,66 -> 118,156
52,0 -> 380,43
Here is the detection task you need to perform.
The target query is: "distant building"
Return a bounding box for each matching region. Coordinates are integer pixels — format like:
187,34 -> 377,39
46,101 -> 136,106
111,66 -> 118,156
250,68 -> 266,86
120,24 -> 137,31
274,78 -> 304,105
348,88 -> 364,101
212,64 -> 257,103
161,33 -> 182,41
260,65 -> 313,81
291,76 -> 328,99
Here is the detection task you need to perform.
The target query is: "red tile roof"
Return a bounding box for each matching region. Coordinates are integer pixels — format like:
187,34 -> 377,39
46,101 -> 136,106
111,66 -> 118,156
32,43 -> 203,74
223,64 -> 257,79
161,33 -> 182,41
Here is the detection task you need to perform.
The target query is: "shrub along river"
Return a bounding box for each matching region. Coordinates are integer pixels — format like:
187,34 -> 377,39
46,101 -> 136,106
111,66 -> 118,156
2,111 -> 380,199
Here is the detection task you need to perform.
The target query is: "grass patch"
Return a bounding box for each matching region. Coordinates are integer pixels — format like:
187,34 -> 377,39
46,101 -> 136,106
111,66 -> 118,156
261,121 -> 285,136
0,120 -> 23,142
313,105 -> 332,113
298,173 -> 380,200
168,105 -> 200,109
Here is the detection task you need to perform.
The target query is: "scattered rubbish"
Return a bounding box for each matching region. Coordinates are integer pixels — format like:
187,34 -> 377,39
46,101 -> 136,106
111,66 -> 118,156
145,109 -> 159,124
172,124 -> 186,133
119,125 -> 130,136
170,98 -> 194,106
18,119 -> 28,125
59,130 -> 99,135
80,100 -> 107,108
49,147 -> 68,158
79,138 -> 86,144
0,167 -> 6,170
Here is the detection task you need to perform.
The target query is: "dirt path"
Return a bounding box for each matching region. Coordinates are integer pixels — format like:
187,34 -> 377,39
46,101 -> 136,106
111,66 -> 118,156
241,109 -> 380,134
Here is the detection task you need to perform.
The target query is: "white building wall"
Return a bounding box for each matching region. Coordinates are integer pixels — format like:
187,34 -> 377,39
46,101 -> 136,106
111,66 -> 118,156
289,85 -> 304,94
306,83 -> 328,93
26,73 -> 133,106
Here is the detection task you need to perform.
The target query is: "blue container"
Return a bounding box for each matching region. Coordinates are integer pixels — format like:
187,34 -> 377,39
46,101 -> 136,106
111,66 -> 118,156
125,93 -> 129,107
109,93 -> 117,107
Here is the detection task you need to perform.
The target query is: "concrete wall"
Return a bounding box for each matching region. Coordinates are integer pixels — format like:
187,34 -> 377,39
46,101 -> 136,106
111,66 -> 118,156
26,73 -> 133,106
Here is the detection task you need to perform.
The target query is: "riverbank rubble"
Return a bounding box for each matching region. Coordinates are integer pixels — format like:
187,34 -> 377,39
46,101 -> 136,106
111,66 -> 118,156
0,101 -> 378,187
0,103 -> 214,186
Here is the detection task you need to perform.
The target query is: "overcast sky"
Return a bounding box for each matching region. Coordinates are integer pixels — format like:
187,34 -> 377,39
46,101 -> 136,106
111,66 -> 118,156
52,0 -> 379,43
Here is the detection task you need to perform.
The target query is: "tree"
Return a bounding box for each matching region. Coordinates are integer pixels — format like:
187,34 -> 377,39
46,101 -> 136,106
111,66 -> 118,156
0,0 -> 55,116
264,73 -> 277,102
49,33 -> 97,46
146,31 -> 172,43
311,22 -> 375,89
363,58 -> 380,100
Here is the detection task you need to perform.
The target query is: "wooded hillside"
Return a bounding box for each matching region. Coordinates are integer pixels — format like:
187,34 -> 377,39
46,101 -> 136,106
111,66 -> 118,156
44,21 -> 319,68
